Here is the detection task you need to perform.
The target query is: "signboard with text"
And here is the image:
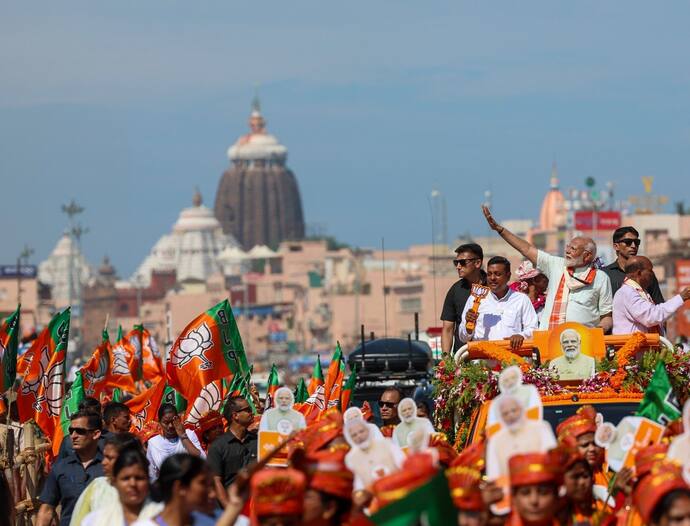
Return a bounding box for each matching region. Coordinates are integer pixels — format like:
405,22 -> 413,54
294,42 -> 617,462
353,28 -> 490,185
574,211 -> 622,231
0,265 -> 37,278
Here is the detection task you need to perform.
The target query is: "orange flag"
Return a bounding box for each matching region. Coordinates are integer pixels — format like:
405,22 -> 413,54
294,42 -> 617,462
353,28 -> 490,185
125,379 -> 167,431
322,343 -> 344,413
166,299 -> 249,405
81,330 -> 111,399
106,328 -> 138,395
184,377 -> 231,427
127,325 -> 164,383
16,309 -> 70,455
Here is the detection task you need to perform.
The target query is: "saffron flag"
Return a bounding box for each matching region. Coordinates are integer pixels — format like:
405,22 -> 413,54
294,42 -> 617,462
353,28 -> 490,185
294,377 -> 308,404
128,324 -> 164,383
126,379 -> 167,431
340,369 -> 357,411
264,364 -> 280,410
307,356 -> 324,395
54,370 -> 85,455
166,299 -> 250,404
322,343 -> 345,411
185,377 -> 231,427
0,305 -> 20,393
636,362 -> 681,425
16,308 -> 70,454
107,327 -> 138,395
80,329 -> 110,399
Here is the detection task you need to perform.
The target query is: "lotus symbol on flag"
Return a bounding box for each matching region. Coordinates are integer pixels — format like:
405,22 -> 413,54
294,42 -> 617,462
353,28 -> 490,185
173,323 -> 214,370
44,359 -> 64,417
111,345 -> 131,375
186,381 -> 222,427
21,346 -> 50,402
132,400 -> 151,431
84,352 -> 108,395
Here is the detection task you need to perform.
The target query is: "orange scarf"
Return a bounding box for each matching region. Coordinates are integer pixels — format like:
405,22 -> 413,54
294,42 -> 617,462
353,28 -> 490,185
549,267 -> 597,328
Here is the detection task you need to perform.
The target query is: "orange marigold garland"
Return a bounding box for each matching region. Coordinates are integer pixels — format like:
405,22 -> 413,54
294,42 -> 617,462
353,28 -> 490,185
473,341 -> 527,367
610,332 -> 646,389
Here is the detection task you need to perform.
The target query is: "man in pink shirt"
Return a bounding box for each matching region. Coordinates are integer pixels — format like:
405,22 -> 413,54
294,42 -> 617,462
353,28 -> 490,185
612,256 -> 690,335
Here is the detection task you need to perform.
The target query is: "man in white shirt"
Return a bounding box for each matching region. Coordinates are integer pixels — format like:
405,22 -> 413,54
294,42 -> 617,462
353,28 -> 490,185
458,256 -> 538,349
482,205 -> 613,332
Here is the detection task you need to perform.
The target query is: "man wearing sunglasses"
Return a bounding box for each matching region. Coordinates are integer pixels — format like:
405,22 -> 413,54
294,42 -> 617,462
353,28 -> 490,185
208,396 -> 258,508
603,226 -> 664,303
441,243 -> 487,355
37,411 -> 104,526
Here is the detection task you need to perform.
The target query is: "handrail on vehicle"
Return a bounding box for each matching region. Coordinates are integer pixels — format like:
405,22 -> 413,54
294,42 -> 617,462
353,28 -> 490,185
453,333 -> 674,366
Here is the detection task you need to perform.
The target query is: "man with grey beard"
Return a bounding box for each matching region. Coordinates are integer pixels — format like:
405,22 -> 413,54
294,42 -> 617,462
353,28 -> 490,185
482,205 -> 613,331
549,328 -> 596,380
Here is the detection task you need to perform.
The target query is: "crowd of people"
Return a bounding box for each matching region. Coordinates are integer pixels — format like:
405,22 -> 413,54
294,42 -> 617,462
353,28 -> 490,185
2,381 -> 687,526
2,204 -> 690,526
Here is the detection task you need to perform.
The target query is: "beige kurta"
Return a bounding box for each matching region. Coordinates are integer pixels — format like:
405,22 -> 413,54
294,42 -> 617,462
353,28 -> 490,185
550,353 -> 595,380
486,419 -> 557,480
345,439 -> 405,490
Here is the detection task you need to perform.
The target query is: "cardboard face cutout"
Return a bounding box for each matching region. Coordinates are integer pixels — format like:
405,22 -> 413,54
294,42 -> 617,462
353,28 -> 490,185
393,397 -> 435,448
486,366 -> 542,437
259,386 -> 305,435
597,416 -> 665,472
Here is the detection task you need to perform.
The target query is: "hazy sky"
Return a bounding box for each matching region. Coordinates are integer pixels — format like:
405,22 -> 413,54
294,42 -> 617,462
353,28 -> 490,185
2,2 -> 690,277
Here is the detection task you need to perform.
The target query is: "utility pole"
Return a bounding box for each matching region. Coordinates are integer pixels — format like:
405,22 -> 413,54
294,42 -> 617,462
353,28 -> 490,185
61,200 -> 84,309
16,245 -> 34,304
61,200 -> 86,356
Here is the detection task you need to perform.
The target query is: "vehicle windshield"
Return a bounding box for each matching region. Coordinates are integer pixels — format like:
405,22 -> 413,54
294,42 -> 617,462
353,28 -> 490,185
544,402 -> 640,432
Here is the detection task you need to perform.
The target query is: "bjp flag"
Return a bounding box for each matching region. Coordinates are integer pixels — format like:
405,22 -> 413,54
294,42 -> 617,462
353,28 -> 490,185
81,329 -> 111,399
166,299 -> 249,404
106,328 -> 137,395
0,305 -> 20,393
127,325 -> 164,383
16,308 -> 70,455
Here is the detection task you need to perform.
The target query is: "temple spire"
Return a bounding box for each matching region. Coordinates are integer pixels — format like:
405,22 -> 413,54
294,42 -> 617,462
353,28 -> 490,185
550,161 -> 559,189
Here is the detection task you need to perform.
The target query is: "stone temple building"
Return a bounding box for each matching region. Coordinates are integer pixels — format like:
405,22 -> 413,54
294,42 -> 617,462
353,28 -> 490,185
131,189 -> 240,286
214,97 -> 305,250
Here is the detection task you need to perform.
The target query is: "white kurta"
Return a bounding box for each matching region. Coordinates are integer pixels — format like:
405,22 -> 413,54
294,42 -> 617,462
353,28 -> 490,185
146,429 -> 205,480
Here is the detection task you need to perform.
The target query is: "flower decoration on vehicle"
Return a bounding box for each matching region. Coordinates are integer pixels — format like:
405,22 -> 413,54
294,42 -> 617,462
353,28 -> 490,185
433,332 -> 690,450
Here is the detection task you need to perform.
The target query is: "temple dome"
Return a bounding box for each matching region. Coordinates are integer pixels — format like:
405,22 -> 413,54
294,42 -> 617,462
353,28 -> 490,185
227,100 -> 287,163
214,96 -> 305,249
538,162 -> 567,231
132,190 -> 241,285
38,231 -> 94,308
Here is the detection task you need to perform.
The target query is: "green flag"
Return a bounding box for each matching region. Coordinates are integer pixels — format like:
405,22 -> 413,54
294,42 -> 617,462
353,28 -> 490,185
370,471 -> 456,526
294,377 -> 308,403
636,362 -> 681,425
266,364 -> 280,409
0,305 -> 20,392
163,384 -> 188,414
112,387 -> 122,402
60,370 -> 85,437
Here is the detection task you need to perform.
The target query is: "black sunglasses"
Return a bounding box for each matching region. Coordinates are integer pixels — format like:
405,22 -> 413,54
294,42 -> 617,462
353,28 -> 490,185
69,427 -> 96,436
617,238 -> 641,247
379,401 -> 397,408
453,257 -> 480,267
236,406 -> 252,413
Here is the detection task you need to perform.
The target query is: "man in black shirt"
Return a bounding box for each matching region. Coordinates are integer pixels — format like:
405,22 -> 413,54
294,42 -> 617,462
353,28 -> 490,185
603,226 -> 664,303
440,242 -> 487,354
37,411 -> 104,526
207,395 -> 257,507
